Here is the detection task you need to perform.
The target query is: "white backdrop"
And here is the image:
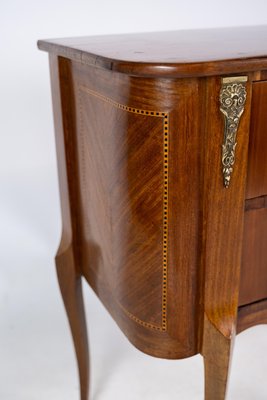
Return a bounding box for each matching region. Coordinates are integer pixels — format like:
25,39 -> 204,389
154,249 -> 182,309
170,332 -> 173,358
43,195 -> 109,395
1,1 -> 267,399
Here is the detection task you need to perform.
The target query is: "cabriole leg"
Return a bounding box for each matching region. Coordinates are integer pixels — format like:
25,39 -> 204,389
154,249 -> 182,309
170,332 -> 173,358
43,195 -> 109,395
56,247 -> 89,400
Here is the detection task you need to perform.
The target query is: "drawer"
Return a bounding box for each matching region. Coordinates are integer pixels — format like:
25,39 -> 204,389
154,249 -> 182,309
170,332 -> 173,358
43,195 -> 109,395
246,81 -> 267,199
240,80 -> 267,306
239,206 -> 267,306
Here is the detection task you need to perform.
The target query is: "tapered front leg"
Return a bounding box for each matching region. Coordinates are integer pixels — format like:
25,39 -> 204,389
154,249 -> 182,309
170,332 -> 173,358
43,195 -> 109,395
202,316 -> 235,400
56,246 -> 90,400
199,76 -> 251,400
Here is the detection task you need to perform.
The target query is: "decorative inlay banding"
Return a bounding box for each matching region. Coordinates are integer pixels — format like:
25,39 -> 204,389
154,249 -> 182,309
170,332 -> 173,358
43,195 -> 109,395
78,85 -> 169,332
162,113 -> 168,331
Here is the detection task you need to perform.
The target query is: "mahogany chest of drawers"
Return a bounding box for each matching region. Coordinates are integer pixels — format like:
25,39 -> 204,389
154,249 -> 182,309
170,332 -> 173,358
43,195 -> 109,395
38,26 -> 267,399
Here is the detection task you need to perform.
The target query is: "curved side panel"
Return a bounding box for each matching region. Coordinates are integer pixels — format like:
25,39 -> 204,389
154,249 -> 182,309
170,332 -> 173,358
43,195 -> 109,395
77,85 -> 166,330
69,60 -> 201,359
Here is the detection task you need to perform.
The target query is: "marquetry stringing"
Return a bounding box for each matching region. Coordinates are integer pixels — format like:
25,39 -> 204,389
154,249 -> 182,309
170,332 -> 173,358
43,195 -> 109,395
78,85 -> 169,331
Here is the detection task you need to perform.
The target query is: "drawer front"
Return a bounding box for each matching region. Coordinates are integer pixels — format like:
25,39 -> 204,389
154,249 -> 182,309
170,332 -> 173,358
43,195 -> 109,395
240,80 -> 267,307
239,205 -> 267,306
246,81 -> 267,199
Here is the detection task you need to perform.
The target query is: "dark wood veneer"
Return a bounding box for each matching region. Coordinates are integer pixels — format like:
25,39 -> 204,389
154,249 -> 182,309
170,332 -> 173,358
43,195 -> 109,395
38,26 -> 267,78
246,81 -> 267,199
38,27 -> 267,400
245,195 -> 267,211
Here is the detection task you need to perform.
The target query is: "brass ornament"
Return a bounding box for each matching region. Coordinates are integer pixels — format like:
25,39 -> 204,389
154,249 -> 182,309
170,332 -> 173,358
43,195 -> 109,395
220,76 -> 248,188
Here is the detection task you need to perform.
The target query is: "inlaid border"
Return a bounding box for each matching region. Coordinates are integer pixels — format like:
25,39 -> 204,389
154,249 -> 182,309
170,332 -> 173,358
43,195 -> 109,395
78,85 -> 169,331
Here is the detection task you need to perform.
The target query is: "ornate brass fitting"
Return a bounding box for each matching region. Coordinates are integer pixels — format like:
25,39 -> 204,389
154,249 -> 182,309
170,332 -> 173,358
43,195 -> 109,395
220,76 -> 248,188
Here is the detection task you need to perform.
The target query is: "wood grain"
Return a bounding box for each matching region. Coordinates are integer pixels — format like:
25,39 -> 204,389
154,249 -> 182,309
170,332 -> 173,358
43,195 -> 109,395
239,208 -> 267,306
245,195 -> 267,211
200,75 -> 252,399
49,55 -> 90,399
201,75 -> 252,337
69,59 -> 203,358
203,315 -> 235,400
38,26 -> 267,78
237,299 -> 267,333
246,81 -> 267,199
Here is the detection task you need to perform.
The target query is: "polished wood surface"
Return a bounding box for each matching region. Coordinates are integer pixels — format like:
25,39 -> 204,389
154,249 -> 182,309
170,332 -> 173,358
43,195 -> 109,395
239,208 -> 267,305
203,315 -> 235,400
239,80 -> 267,307
246,81 -> 267,199
38,26 -> 267,78
200,74 -> 251,399
70,59 -> 201,358
237,299 -> 267,333
245,195 -> 267,211
49,54 -> 89,399
39,28 -> 267,400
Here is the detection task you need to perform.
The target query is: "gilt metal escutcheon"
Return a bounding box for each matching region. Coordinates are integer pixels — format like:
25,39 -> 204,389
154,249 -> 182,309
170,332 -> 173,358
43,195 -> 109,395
219,76 -> 248,188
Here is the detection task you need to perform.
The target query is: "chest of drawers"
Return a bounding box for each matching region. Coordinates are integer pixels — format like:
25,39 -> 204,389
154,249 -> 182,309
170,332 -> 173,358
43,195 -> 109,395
38,26 -> 267,399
